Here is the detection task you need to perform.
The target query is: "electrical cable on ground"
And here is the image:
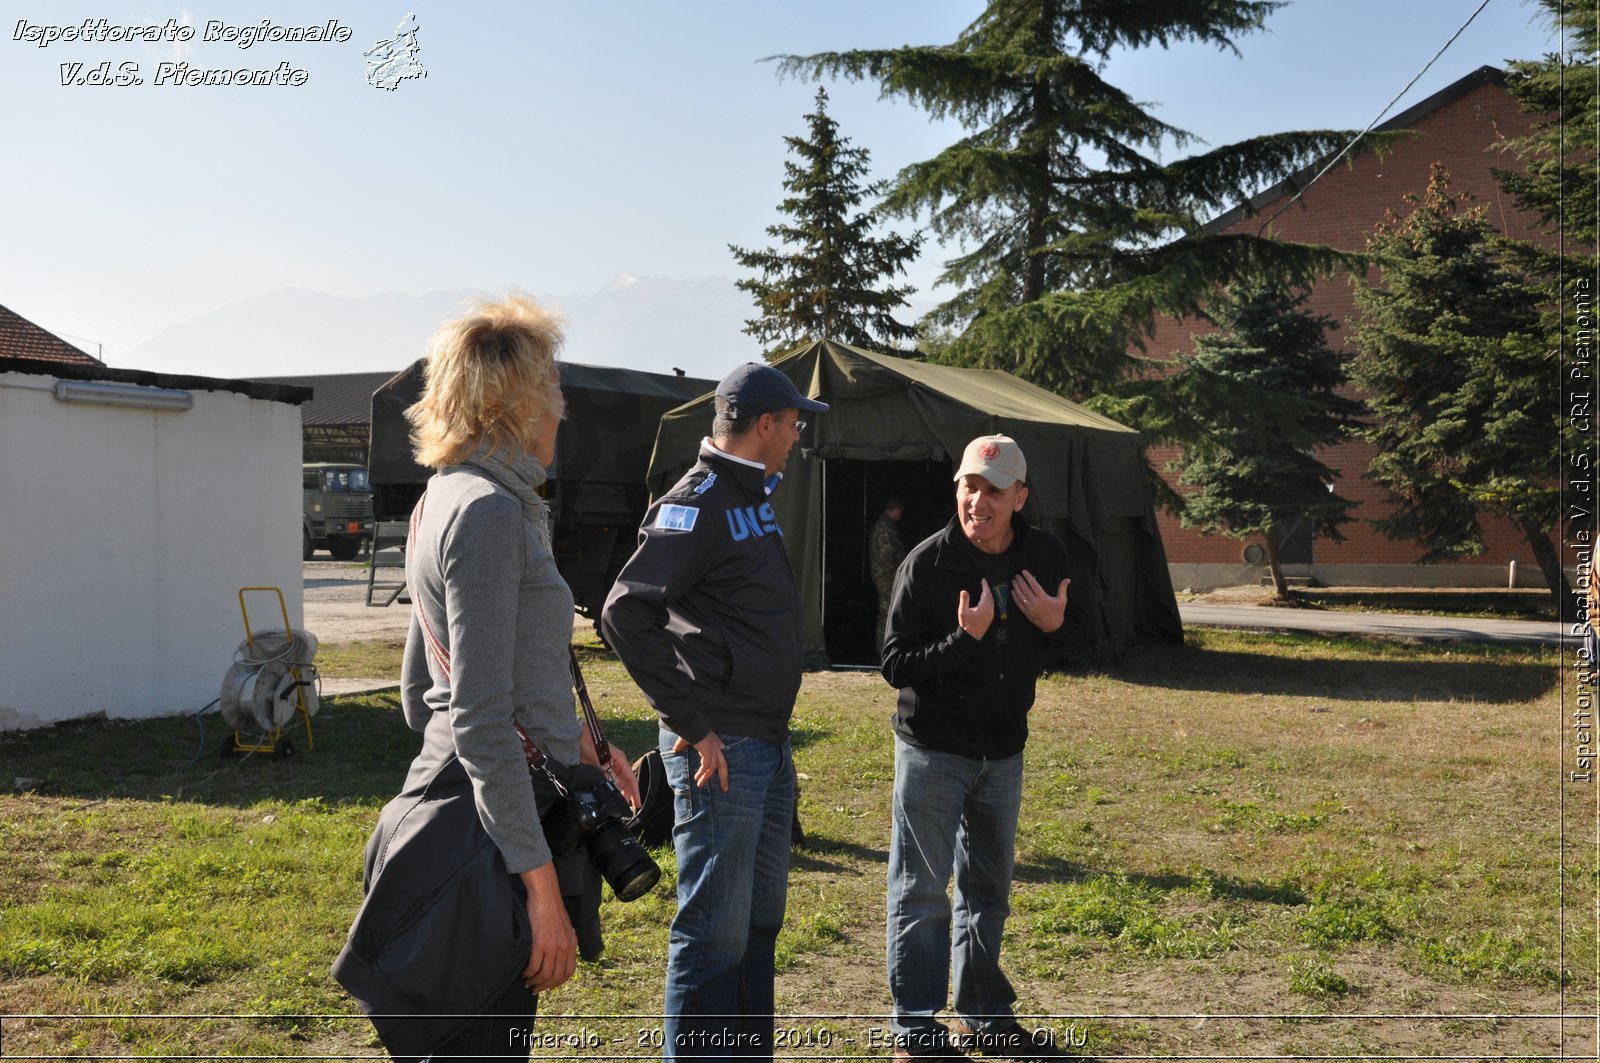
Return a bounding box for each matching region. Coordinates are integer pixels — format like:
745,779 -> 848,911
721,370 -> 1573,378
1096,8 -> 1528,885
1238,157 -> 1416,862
178,697 -> 222,772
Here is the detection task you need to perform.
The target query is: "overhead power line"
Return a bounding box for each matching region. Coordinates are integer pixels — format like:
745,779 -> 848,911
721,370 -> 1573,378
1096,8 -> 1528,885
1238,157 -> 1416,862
1256,0 -> 1496,235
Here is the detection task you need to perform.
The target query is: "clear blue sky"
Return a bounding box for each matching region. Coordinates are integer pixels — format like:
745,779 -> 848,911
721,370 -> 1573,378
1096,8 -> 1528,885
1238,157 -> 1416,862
0,0 -> 1559,370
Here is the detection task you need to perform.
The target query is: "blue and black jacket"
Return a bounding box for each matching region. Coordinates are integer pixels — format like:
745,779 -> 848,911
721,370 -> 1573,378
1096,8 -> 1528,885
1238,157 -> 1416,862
600,441 -> 801,746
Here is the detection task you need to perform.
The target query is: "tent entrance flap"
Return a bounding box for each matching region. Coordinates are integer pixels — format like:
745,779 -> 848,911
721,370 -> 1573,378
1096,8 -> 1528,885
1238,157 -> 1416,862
820,456 -> 954,668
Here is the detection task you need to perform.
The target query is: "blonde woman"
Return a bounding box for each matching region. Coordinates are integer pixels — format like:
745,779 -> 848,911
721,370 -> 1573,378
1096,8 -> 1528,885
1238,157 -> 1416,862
398,294 -> 637,1060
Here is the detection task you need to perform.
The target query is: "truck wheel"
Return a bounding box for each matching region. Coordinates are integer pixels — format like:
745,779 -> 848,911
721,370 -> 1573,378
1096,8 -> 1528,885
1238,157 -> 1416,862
328,537 -> 362,562
303,528 -> 314,561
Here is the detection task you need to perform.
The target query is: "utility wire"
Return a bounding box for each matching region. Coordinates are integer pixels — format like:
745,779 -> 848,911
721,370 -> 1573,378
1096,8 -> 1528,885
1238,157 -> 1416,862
1256,0 -> 1495,235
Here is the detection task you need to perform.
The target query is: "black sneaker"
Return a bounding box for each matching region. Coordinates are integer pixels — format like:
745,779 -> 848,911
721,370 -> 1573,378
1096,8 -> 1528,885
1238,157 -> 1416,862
952,1019 -> 1073,1061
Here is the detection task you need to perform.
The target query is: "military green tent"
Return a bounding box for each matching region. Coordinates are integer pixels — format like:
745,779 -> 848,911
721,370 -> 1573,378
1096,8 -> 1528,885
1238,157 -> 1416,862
645,340 -> 1183,666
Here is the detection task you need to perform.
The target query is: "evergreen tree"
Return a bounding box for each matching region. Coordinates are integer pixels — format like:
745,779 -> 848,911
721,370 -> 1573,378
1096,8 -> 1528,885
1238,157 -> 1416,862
776,1 -> 1370,401
1493,0 -> 1596,616
729,87 -> 922,357
1496,0 -> 1598,255
1138,281 -> 1362,598
1350,164 -> 1568,602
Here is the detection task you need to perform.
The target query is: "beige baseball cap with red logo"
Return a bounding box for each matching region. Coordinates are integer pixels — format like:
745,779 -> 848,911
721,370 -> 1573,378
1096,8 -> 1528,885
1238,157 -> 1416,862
953,434 -> 1027,489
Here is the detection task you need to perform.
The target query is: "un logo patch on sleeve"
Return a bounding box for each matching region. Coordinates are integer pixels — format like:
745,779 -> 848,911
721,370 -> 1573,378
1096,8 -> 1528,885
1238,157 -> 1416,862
655,504 -> 699,532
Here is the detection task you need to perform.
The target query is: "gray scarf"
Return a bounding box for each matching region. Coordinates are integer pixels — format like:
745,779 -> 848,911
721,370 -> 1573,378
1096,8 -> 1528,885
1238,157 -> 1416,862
464,440 -> 552,529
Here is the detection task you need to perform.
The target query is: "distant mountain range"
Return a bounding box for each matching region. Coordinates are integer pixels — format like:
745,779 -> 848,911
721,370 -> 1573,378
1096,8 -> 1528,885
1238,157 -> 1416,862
121,275 -> 761,382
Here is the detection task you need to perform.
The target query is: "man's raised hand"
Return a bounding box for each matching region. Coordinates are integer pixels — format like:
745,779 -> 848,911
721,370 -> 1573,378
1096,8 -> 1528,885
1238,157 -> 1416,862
958,578 -> 995,641
1013,572 -> 1069,633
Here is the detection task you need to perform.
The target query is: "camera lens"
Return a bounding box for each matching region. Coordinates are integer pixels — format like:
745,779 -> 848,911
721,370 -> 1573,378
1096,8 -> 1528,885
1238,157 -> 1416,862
585,821 -> 661,902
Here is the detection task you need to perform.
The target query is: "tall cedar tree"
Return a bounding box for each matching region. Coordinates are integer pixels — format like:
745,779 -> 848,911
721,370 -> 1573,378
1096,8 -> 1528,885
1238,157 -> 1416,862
1494,0 -> 1598,616
1143,281 -> 1362,598
776,0 -> 1369,402
1350,164 -> 1568,602
729,88 -> 922,357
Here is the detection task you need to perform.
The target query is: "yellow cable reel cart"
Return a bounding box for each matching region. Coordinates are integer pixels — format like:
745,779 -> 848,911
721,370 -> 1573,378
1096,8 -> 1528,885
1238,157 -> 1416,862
218,587 -> 320,759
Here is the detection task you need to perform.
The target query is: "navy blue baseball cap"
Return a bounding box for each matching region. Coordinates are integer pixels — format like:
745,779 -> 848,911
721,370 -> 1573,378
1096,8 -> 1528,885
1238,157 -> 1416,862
715,362 -> 829,417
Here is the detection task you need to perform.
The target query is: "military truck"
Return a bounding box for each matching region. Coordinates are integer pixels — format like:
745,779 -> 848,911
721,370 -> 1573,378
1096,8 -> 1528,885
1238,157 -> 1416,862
303,462 -> 374,561
368,360 -> 714,615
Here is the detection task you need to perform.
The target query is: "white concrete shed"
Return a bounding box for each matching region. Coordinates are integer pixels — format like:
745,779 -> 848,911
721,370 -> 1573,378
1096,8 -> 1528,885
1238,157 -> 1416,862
0,357 -> 310,730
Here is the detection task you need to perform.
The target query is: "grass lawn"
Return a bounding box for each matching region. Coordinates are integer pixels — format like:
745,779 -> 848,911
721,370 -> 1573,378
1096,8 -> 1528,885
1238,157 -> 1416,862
0,628 -> 1590,1059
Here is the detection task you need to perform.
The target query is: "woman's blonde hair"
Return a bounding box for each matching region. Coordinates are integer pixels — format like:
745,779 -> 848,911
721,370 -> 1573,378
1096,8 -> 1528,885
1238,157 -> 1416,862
406,293 -> 566,469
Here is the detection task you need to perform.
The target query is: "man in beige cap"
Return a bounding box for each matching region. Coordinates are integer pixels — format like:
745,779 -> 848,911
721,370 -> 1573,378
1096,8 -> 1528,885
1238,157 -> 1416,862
879,434 -> 1072,1062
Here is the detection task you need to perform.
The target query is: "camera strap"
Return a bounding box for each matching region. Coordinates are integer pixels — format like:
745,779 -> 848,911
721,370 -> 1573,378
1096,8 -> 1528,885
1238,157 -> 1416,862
568,647 -> 614,778
409,489 -> 614,782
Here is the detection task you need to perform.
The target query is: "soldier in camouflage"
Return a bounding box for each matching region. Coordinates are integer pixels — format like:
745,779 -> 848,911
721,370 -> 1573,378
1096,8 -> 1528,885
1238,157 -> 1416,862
870,498 -> 907,652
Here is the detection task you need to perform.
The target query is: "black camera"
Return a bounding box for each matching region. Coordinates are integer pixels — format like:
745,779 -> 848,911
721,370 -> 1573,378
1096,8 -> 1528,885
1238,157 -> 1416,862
537,759 -> 661,902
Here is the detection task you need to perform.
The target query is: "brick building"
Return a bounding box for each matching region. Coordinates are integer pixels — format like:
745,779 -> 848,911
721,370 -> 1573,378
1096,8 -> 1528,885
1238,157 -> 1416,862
1150,66 -> 1555,590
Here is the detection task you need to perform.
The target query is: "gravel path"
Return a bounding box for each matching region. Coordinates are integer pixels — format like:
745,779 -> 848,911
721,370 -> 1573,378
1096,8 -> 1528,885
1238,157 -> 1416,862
1179,601 -> 1568,645
301,561 -> 408,695
302,560 -> 411,644
302,561 -> 598,695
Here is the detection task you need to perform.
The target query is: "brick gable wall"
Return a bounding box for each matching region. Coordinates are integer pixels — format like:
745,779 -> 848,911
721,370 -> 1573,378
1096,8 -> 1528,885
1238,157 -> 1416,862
1144,73 -> 1558,586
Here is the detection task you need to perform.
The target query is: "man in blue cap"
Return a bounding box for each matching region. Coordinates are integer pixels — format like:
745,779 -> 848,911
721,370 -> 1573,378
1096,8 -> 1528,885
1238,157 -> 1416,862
603,362 -> 828,1061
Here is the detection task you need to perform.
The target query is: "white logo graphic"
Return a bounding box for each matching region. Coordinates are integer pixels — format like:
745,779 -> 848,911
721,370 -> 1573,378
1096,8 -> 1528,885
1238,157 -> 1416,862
364,13 -> 425,91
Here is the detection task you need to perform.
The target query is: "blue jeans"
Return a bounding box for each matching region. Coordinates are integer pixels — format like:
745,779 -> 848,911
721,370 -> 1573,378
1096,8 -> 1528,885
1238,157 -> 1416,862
658,728 -> 794,1061
886,736 -> 1024,1044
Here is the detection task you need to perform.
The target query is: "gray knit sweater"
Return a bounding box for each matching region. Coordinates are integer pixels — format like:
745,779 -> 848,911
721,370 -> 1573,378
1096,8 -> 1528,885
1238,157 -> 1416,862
400,462 -> 579,874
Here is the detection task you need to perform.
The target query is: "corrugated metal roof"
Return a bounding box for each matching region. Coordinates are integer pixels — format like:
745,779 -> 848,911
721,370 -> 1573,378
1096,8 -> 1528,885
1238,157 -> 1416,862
252,371 -> 396,426
0,304 -> 104,366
